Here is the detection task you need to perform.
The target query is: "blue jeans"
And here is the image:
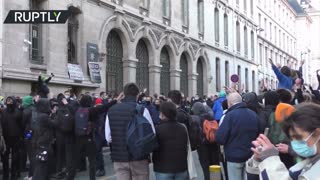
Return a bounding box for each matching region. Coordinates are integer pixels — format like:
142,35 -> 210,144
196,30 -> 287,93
227,162 -> 246,180
154,171 -> 188,180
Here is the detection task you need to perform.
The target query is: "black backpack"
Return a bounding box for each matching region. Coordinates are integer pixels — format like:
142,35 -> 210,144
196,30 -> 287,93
57,107 -> 74,133
74,108 -> 92,136
178,108 -> 201,151
127,105 -> 158,159
190,115 -> 202,150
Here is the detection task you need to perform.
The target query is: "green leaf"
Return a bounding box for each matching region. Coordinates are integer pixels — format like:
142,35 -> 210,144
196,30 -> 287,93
53,12 -> 58,17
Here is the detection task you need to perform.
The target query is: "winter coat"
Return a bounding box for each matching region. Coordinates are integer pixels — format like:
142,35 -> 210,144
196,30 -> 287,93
247,154 -> 320,180
153,120 -> 188,173
215,102 -> 260,163
37,75 -> 51,98
31,98 -> 56,147
1,96 -> 23,138
272,64 -> 293,90
212,97 -> 226,121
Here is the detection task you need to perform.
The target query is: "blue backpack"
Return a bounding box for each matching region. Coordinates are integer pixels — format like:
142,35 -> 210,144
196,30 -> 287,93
127,105 -> 158,160
75,108 -> 93,136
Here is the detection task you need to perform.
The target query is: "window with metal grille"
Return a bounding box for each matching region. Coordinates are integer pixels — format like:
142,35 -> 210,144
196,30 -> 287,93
180,54 -> 189,96
160,48 -> 170,96
197,59 -> 204,96
30,0 -> 43,64
106,30 -> 123,95
68,12 -> 79,64
136,40 -> 149,92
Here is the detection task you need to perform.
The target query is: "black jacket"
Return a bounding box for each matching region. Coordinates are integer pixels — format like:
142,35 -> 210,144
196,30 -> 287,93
108,96 -> 140,162
1,97 -> 23,138
22,105 -> 33,134
38,76 -> 51,98
31,99 -> 56,147
153,120 -> 188,173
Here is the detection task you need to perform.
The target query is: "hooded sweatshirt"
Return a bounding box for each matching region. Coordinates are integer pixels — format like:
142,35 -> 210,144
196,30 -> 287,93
1,97 -> 23,138
32,98 -> 55,147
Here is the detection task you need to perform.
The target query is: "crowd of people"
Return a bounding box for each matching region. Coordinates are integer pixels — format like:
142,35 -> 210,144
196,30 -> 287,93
0,58 -> 319,180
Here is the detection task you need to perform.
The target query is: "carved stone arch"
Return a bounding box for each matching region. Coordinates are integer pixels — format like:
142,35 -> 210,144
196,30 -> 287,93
178,48 -> 194,75
98,15 -> 131,59
195,49 -> 211,96
158,39 -> 176,70
133,29 -> 156,65
121,19 -> 135,42
158,34 -> 168,49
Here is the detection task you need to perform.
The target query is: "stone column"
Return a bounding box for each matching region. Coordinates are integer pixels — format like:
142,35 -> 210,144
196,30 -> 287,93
149,64 -> 161,95
123,58 -> 138,85
188,73 -> 198,98
170,69 -> 181,90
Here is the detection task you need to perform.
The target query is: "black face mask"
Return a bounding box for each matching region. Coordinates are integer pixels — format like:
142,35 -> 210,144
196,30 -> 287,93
146,101 -> 151,105
155,104 -> 160,110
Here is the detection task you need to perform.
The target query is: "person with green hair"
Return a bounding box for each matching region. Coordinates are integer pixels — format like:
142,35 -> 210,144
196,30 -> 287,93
37,72 -> 54,98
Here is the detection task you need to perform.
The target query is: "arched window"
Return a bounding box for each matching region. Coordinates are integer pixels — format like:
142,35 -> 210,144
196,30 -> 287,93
182,0 -> 189,26
197,59 -> 204,96
214,8 -> 219,43
244,26 -> 248,56
198,0 -> 204,33
224,14 -> 228,46
136,40 -> 149,91
251,31 -> 254,59
216,58 -> 221,92
236,21 -> 240,52
160,48 -> 170,96
180,54 -> 189,96
106,30 -> 123,94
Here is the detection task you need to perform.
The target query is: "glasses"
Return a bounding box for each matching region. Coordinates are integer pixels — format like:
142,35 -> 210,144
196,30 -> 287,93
304,131 -> 316,142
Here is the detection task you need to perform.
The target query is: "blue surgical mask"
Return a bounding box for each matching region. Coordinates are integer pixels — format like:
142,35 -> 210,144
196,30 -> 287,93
291,132 -> 320,158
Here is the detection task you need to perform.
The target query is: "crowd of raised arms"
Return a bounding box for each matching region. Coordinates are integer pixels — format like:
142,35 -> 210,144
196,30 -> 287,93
0,59 -> 319,180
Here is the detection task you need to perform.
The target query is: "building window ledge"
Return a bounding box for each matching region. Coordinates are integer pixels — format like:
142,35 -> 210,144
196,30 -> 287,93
198,33 -> 204,41
224,46 -> 228,51
139,6 -> 149,16
215,41 -> 220,47
182,25 -> 189,34
162,16 -> 171,26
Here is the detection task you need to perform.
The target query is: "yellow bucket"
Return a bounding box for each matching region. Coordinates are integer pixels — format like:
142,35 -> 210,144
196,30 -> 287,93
209,165 -> 221,173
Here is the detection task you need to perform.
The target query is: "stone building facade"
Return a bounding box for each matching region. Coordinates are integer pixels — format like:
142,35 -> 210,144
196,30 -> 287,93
1,0 -> 259,97
256,0 -> 298,91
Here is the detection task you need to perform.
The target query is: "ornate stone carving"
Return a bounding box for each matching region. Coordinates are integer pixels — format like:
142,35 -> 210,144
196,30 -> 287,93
173,36 -> 182,48
128,20 -> 138,34
152,28 -> 162,42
